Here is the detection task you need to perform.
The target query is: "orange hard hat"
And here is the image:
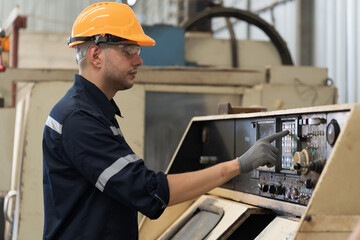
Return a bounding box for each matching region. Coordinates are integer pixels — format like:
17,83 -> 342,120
67,2 -> 155,47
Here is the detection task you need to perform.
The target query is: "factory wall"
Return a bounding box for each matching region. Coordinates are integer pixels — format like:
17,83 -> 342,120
0,0 -> 359,102
314,0 -> 360,104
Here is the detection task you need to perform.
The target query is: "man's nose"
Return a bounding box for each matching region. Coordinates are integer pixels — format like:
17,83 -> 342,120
134,54 -> 143,67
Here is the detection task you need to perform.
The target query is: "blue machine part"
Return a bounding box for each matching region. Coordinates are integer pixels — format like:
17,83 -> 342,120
141,25 -> 185,66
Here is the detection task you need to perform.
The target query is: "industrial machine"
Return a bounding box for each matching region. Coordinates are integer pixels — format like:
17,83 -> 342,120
140,104 -> 360,239
0,68 -> 340,239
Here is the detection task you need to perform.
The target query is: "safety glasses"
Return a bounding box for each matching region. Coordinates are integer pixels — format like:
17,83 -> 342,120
93,34 -> 142,56
116,43 -> 142,56
101,42 -> 141,56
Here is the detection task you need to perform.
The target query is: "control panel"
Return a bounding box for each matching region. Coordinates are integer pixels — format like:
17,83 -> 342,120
168,106 -> 351,207
238,111 -> 350,206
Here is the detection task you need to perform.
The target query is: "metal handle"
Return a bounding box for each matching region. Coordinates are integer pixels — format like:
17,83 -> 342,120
3,190 -> 17,224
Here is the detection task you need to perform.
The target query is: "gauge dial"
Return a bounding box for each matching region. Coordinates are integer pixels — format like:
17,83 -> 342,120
326,119 -> 340,147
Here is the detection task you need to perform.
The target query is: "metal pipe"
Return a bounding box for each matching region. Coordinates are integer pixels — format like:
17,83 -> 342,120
225,18 -> 238,68
10,16 -> 27,68
8,15 -> 27,107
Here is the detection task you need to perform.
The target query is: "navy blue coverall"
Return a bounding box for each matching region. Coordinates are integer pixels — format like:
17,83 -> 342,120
42,74 -> 169,239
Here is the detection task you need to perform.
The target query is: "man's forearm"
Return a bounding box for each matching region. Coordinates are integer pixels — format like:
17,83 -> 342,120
167,159 -> 240,206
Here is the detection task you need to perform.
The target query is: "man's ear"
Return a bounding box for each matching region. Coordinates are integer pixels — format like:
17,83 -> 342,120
87,45 -> 103,68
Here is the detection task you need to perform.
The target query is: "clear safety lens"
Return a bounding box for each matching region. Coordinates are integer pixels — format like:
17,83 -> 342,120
118,44 -> 142,56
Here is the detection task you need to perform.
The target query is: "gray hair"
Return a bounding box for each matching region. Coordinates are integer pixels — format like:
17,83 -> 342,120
75,41 -> 96,64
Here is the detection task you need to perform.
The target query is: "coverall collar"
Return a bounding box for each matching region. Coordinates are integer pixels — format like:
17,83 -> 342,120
74,74 -> 122,120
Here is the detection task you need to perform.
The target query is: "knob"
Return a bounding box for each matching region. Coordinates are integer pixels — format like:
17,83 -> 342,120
293,149 -> 312,174
276,186 -> 285,195
269,185 -> 276,194
262,184 -> 269,192
305,179 -> 314,189
309,159 -> 325,173
326,119 -> 340,147
291,188 -> 299,200
294,163 -> 301,170
285,188 -> 291,199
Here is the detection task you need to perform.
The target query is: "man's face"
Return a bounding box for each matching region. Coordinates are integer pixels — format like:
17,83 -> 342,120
102,44 -> 143,91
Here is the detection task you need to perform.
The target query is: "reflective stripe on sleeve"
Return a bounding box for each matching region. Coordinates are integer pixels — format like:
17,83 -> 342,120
46,116 -> 63,134
110,126 -> 123,137
95,154 -> 141,192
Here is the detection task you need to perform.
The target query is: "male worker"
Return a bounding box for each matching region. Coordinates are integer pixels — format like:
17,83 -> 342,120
42,2 -> 288,239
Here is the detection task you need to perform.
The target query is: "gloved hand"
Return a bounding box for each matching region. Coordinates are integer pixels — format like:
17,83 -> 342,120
237,130 -> 289,174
